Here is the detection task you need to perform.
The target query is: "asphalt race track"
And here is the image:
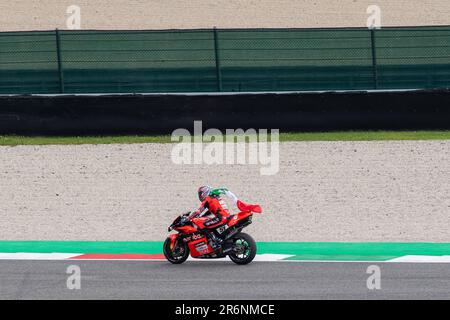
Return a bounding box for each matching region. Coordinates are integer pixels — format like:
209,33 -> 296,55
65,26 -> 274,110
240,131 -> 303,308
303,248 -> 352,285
0,260 -> 449,299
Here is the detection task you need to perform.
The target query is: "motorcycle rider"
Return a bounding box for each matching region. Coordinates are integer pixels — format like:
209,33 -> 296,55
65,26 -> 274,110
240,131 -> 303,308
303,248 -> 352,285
188,186 -> 261,250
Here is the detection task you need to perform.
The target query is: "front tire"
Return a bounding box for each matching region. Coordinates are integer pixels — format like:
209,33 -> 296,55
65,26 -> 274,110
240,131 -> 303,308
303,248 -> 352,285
228,233 -> 257,265
163,237 -> 189,264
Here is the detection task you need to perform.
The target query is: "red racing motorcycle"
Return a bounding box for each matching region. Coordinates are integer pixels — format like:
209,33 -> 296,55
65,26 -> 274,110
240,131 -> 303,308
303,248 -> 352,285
163,204 -> 262,265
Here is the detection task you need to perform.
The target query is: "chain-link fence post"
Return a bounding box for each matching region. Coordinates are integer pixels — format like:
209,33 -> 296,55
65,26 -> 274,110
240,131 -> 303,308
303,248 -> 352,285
370,29 -> 379,89
213,27 -> 222,92
55,28 -> 65,93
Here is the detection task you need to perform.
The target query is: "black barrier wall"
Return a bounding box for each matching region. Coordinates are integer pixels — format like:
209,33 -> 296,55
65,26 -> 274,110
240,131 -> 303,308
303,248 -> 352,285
0,90 -> 449,135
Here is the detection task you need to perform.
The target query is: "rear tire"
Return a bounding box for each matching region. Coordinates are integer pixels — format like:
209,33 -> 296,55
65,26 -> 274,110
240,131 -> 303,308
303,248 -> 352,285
163,237 -> 189,264
228,233 -> 257,265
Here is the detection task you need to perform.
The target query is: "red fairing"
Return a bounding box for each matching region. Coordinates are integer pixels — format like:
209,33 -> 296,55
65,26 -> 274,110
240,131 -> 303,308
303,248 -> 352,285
176,225 -> 197,234
191,215 -> 228,229
227,210 -> 254,227
237,200 -> 262,213
188,237 -> 214,257
191,217 -> 208,229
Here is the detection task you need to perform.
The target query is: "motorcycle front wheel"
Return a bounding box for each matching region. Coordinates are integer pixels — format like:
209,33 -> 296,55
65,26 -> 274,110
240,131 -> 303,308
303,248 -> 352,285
163,237 -> 189,264
228,232 -> 257,265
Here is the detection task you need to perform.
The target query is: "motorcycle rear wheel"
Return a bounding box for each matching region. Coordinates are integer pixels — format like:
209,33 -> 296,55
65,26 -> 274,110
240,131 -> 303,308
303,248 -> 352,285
228,232 -> 257,265
163,237 -> 189,264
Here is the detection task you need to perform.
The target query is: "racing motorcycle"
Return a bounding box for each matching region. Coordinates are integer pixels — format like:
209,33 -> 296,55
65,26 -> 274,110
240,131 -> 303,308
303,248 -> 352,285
163,203 -> 262,265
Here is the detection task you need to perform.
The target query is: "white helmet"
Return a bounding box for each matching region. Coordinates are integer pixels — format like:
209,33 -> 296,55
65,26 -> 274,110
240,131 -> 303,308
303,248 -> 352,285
198,185 -> 212,202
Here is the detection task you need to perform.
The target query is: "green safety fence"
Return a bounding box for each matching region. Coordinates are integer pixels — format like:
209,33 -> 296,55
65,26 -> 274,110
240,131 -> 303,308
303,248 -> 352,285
0,27 -> 449,94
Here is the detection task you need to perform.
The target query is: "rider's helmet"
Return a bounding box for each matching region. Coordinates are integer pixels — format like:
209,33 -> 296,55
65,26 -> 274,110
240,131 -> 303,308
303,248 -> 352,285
198,185 -> 212,202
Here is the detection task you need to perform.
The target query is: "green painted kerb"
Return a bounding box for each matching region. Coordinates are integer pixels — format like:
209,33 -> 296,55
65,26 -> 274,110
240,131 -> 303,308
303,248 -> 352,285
1,241 -> 450,261
0,241 -> 163,254
258,242 -> 450,261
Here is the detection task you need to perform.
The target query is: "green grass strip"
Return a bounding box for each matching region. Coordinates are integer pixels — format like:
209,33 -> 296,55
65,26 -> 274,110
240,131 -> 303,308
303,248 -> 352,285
1,131 -> 450,146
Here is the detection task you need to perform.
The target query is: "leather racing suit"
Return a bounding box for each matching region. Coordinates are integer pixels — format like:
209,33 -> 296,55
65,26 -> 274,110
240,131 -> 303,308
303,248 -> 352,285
191,188 -> 239,249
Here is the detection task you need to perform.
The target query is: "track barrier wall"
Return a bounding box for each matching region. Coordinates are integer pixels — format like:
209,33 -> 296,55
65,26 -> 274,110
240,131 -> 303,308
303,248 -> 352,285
1,27 -> 450,94
0,90 -> 449,135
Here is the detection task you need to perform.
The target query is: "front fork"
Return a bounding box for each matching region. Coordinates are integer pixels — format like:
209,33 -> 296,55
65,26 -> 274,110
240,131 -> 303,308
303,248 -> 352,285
168,234 -> 179,250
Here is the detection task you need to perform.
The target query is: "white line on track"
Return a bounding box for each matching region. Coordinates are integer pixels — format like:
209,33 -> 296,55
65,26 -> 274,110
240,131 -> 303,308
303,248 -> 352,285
0,253 -> 80,260
0,253 -> 294,262
387,255 -> 450,263
1,253 -> 450,263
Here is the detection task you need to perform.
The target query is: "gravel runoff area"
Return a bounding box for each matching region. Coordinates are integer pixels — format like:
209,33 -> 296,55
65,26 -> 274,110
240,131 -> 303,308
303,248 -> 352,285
0,141 -> 449,242
0,0 -> 449,31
